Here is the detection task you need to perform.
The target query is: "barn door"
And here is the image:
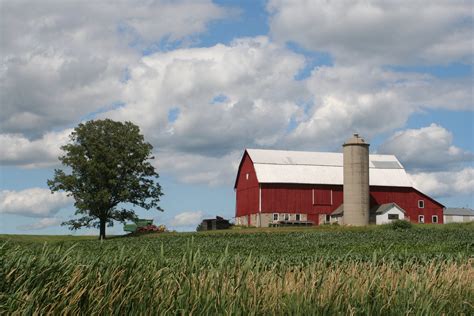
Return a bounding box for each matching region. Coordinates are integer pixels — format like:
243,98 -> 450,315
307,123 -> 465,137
307,214 -> 319,225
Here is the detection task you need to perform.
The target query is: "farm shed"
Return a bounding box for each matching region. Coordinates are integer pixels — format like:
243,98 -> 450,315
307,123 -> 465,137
234,138 -> 444,227
443,208 -> 474,223
370,203 -> 407,225
330,203 -> 407,225
197,216 -> 231,231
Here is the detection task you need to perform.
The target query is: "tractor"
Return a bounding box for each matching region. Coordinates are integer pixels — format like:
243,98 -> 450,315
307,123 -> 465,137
123,219 -> 166,234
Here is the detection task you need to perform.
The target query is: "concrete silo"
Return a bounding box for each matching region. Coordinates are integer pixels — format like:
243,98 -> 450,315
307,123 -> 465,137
343,134 -> 370,226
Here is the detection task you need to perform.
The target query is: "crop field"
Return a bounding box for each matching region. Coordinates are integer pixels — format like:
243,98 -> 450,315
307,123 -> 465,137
1,223 -> 473,315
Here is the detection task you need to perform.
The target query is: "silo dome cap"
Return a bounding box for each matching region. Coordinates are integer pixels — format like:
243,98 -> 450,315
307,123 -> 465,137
343,133 -> 370,146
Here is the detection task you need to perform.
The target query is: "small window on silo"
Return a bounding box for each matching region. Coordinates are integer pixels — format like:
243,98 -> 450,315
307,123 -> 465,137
246,173 -> 249,180
418,200 -> 424,208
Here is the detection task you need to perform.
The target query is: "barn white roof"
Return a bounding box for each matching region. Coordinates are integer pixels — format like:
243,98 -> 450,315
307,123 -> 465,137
246,149 -> 413,187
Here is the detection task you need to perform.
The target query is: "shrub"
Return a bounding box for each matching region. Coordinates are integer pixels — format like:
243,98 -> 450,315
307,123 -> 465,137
389,219 -> 412,230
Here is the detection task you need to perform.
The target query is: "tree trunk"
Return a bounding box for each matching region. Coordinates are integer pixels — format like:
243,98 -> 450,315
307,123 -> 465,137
99,219 -> 106,240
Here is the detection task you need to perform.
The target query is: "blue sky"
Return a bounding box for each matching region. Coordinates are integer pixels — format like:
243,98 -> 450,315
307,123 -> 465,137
1,0 -> 472,235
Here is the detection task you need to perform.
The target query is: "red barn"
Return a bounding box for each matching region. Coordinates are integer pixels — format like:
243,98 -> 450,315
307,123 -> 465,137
234,149 -> 444,226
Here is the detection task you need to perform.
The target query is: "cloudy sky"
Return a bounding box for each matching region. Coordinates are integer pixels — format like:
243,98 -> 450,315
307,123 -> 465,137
1,0 -> 473,234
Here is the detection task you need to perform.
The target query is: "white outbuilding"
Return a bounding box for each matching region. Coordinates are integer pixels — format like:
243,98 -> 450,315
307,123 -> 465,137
444,208 -> 474,223
370,203 -> 406,225
330,203 -> 407,225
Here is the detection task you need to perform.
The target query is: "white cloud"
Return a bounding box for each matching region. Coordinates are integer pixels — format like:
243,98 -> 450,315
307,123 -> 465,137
170,211 -> 203,227
104,36 -> 306,156
1,0 -> 229,136
1,2 -> 471,189
0,188 -> 72,217
155,150 -> 241,186
2,49 -> 470,187
379,124 -> 473,171
0,129 -> 71,168
100,48 -> 468,186
268,0 -> 473,65
285,65 -> 471,150
410,168 -> 474,198
17,217 -> 63,230
96,37 -> 306,184
3,46 -> 467,187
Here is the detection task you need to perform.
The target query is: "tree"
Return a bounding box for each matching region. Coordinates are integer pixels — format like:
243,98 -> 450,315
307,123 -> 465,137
48,119 -> 163,239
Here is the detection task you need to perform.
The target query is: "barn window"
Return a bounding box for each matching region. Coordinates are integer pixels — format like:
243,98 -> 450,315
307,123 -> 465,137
388,214 -> 399,220
295,214 -> 301,221
418,200 -> 424,208
284,214 -> 289,221
325,215 -> 331,223
418,215 -> 424,223
273,213 -> 279,221
246,173 -> 249,180
432,215 -> 438,223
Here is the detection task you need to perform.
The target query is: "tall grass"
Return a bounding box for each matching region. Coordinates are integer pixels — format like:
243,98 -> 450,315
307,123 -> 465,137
1,240 -> 473,315
1,225 -> 473,314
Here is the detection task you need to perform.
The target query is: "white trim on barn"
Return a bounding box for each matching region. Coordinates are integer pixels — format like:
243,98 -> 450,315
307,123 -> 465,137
258,185 -> 262,227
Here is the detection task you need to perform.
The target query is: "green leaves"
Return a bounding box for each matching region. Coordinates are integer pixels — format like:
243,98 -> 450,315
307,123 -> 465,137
48,119 -> 163,239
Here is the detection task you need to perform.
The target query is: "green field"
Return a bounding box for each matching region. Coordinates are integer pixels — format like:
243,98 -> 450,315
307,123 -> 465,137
1,223 -> 473,315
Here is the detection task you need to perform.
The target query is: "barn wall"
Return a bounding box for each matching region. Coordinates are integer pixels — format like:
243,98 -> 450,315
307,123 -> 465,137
261,184 -> 343,225
444,215 -> 474,223
370,187 -> 444,224
256,185 -> 443,225
268,213 -> 308,222
235,215 -> 249,226
250,214 -> 258,227
235,153 -> 260,220
259,214 -> 273,227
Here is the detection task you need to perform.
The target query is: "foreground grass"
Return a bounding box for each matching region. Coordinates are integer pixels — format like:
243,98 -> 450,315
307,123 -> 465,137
1,223 -> 473,314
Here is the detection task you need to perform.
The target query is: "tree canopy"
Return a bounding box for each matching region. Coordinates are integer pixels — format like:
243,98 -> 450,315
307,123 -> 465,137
48,119 -> 163,239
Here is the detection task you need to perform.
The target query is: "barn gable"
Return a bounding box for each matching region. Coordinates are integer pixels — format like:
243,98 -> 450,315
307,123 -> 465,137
234,150 -> 258,189
234,151 -> 260,220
